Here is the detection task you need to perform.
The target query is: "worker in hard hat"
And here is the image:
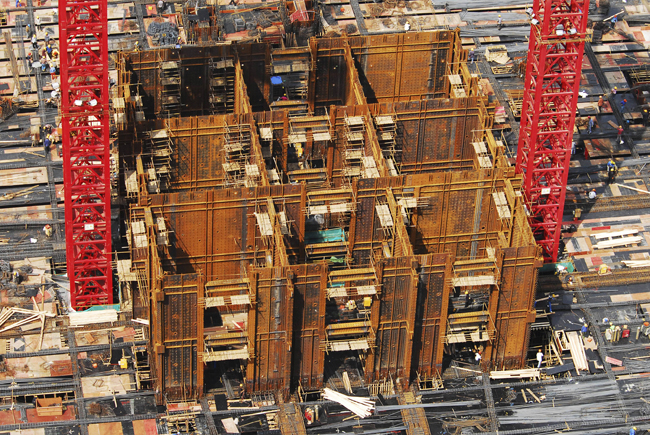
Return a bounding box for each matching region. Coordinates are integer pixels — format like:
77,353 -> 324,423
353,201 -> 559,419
497,14 -> 503,30
134,41 -> 140,51
43,224 -> 53,238
607,159 -> 617,184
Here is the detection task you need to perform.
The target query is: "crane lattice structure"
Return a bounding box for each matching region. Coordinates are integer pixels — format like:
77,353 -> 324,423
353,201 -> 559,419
59,0 -> 113,309
516,0 -> 590,262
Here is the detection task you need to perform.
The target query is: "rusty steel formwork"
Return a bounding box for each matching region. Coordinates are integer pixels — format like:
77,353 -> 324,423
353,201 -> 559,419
118,30 -> 542,403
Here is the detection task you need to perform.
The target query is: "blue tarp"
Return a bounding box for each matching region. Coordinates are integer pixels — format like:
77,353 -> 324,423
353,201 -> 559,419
84,304 -> 120,312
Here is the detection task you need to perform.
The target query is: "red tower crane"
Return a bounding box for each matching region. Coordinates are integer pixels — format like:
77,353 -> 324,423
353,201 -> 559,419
516,0 -> 590,262
59,0 -> 113,309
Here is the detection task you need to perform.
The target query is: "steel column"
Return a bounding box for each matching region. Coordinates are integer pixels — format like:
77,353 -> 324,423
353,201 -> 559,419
59,0 -> 112,308
516,0 -> 589,262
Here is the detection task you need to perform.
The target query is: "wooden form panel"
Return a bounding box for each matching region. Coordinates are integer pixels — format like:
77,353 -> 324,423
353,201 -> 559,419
246,268 -> 294,395
290,263 -> 327,390
370,257 -> 418,381
488,246 -> 541,370
348,30 -> 458,102
156,273 -> 204,401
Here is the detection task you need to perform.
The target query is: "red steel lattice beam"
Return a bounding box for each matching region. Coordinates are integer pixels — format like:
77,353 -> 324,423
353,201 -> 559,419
516,0 -> 589,262
59,0 -> 113,308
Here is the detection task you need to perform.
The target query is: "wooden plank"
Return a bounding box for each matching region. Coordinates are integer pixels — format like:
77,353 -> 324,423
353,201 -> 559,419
3,32 -> 22,94
0,167 -> 49,186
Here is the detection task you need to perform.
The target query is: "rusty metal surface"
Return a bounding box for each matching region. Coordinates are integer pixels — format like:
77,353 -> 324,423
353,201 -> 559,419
246,267 -> 294,395
156,273 -> 203,401
348,31 -> 459,102
371,257 -> 417,381
289,263 -> 326,391
119,30 -> 543,400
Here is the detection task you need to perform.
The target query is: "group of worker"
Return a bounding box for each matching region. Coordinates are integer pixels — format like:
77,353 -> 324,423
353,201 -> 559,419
26,17 -> 60,80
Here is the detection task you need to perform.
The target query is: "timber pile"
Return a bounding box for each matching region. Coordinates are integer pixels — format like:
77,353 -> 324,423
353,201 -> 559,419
69,309 -> 118,326
489,368 -> 540,379
0,299 -> 56,351
322,388 -> 374,418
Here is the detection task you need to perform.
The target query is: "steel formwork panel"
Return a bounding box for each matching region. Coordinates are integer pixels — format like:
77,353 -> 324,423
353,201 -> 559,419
374,98 -> 487,173
155,273 -> 203,401
290,263 -> 327,390
412,254 -> 452,376
348,31 -> 459,102
246,268 -> 293,394
489,246 -> 541,369
371,257 -> 418,381
146,184 -> 304,277
59,0 -> 112,309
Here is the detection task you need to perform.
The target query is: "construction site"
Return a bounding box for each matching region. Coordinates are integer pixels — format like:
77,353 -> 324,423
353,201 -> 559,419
0,0 -> 647,433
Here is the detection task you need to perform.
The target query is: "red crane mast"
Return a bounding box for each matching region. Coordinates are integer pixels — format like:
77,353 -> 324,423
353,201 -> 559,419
59,0 -> 113,309
516,0 -> 590,262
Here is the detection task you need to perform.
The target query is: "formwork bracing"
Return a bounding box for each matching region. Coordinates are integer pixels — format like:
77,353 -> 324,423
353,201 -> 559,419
515,0 -> 589,262
117,30 -> 542,402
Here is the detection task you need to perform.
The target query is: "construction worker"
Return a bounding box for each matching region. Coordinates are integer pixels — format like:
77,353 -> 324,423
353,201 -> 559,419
474,350 -> 482,365
617,125 -> 624,143
588,116 -> 595,134
612,86 -> 618,95
598,263 -> 610,275
621,98 -> 627,112
607,159 -> 617,184
43,133 -> 51,154
31,33 -> 37,50
497,14 -> 502,30
536,349 -> 543,368
134,41 -> 140,51
630,427 -> 637,435
581,323 -> 589,337
573,207 -> 581,221
35,15 -> 41,32
588,188 -> 597,199
598,95 -> 604,112
43,224 -> 52,238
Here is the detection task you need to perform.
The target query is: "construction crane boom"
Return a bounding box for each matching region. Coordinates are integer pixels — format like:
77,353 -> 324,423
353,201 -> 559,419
516,0 -> 590,262
59,0 -> 113,309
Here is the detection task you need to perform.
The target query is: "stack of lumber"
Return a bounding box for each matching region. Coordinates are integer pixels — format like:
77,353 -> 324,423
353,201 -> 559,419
322,388 -> 374,418
69,309 -> 118,326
